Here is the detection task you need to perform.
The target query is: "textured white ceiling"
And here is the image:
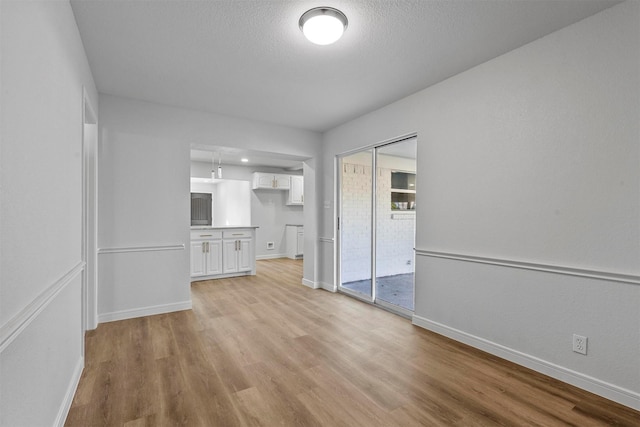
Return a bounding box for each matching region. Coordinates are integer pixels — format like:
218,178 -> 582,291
71,0 -> 619,132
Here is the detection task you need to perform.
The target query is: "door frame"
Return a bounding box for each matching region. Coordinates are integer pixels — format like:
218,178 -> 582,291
81,87 -> 98,339
335,133 -> 417,316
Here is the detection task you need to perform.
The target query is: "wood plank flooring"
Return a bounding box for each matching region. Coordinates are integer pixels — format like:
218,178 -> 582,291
66,258 -> 639,426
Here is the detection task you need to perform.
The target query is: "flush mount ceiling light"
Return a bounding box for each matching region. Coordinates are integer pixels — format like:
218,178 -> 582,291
299,7 -> 348,45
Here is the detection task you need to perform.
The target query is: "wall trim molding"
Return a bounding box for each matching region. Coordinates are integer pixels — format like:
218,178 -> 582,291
98,244 -> 185,254
98,300 -> 192,323
415,249 -> 639,285
54,356 -> 84,427
412,315 -> 640,411
0,261 -> 85,353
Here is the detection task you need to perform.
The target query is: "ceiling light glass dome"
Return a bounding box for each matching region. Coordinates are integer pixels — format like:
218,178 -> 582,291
299,7 -> 348,45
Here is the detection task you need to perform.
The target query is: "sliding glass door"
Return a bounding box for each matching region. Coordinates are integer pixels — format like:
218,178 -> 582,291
338,138 -> 416,314
338,150 -> 373,300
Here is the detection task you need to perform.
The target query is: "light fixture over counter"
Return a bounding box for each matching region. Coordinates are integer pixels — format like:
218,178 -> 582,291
299,7 -> 348,45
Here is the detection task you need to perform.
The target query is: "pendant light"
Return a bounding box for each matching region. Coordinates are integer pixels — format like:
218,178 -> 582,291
299,7 -> 348,45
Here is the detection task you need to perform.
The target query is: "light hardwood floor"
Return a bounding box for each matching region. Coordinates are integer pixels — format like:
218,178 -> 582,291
66,258 -> 639,426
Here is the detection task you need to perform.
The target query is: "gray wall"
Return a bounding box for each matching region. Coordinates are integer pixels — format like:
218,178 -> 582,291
97,94 -> 321,322
0,1 -> 99,425
321,1 -> 639,409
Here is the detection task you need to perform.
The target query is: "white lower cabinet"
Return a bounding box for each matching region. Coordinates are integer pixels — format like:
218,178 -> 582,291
286,225 -> 304,259
190,231 -> 223,278
191,228 -> 256,280
205,240 -> 222,275
223,238 -> 252,273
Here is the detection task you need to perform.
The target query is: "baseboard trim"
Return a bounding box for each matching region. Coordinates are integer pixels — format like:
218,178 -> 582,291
320,282 -> 337,292
301,279 -> 337,292
256,253 -> 287,260
412,315 -> 640,411
55,356 -> 84,427
301,278 -> 320,289
0,261 -> 85,352
98,300 -> 192,323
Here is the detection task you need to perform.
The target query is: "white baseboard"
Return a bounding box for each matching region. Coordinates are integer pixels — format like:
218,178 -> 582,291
412,315 -> 640,411
301,278 -> 320,289
301,279 -> 337,292
256,253 -> 287,260
320,282 -> 337,292
98,300 -> 192,323
55,356 -> 84,427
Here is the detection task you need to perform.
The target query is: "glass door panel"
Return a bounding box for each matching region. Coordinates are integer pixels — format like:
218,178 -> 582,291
375,140 -> 416,311
339,150 -> 373,300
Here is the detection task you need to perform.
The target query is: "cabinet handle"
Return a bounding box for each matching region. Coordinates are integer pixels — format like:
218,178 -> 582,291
206,242 -> 210,253
301,195 -> 303,202
200,234 -> 213,237
202,242 -> 205,253
232,233 -> 243,236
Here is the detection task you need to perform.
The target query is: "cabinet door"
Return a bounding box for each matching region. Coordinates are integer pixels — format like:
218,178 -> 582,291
274,174 -> 291,189
253,173 -> 274,189
205,240 -> 222,275
190,241 -> 206,277
237,239 -> 253,272
222,239 -> 239,273
288,175 -> 304,204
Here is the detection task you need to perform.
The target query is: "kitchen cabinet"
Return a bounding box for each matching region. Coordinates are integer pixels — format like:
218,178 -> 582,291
190,227 -> 257,280
286,225 -> 304,259
252,172 -> 291,190
190,230 -> 222,277
222,229 -> 254,274
287,175 -> 304,205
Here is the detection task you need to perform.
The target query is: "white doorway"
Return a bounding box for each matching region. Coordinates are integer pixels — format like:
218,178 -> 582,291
82,89 -> 98,333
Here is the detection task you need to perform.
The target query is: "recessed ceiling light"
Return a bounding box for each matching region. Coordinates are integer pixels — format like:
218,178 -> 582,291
299,7 -> 348,46
241,158 -> 249,163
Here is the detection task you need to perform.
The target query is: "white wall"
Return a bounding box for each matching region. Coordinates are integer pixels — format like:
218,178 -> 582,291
190,179 -> 252,227
98,95 -> 321,319
0,1 -> 98,425
191,161 -> 304,258
322,1 -> 639,409
213,180 -> 252,227
98,100 -> 192,321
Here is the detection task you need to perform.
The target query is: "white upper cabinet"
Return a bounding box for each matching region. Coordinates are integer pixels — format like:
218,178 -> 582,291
287,175 -> 304,205
252,172 -> 291,190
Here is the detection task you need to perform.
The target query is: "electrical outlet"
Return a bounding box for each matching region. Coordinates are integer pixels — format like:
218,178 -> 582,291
572,334 -> 588,355
406,260 -> 411,265
267,242 -> 275,250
